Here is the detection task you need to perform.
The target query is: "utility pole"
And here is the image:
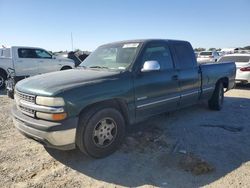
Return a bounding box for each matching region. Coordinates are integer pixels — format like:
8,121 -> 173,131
71,32 -> 74,51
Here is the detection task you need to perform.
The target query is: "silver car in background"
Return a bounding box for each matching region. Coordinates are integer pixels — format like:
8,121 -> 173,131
197,51 -> 220,63
218,54 -> 250,84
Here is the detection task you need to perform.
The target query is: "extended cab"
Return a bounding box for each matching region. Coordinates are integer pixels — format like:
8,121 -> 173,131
0,46 -> 75,93
12,39 -> 236,158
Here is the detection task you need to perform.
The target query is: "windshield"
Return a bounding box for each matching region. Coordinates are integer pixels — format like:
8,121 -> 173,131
80,42 -> 141,70
218,56 -> 250,63
200,52 -> 212,56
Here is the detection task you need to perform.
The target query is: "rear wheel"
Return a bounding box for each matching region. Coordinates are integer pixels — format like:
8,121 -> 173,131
208,82 -> 224,110
77,107 -> 126,158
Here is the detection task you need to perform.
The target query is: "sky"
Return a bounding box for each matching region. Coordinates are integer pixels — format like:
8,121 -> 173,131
0,0 -> 250,52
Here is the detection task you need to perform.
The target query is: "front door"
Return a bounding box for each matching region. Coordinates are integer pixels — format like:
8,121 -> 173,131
134,41 -> 180,121
34,49 -> 59,74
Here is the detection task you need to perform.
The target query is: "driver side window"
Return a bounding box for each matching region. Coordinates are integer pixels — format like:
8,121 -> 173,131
35,49 -> 52,59
142,43 -> 174,70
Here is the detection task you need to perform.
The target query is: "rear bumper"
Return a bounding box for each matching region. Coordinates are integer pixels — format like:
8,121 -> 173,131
235,71 -> 250,83
12,106 -> 78,150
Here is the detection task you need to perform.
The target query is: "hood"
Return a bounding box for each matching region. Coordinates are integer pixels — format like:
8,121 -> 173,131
16,69 -> 120,96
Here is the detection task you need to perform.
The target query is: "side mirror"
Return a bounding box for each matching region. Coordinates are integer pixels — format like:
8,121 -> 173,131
141,60 -> 160,72
52,55 -> 56,59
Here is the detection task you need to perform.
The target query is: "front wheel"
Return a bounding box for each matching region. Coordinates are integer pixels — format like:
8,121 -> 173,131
77,107 -> 126,158
60,66 -> 72,71
208,82 -> 224,110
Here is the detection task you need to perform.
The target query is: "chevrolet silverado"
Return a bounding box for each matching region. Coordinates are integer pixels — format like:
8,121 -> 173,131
12,39 -> 236,158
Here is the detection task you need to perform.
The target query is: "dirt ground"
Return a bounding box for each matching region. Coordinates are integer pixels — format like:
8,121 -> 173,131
0,86 -> 250,188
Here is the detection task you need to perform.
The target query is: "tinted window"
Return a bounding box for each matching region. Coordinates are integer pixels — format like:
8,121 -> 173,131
218,56 -> 250,63
174,43 -> 195,69
142,44 -> 173,70
18,49 -> 37,58
214,52 -> 219,56
35,49 -> 52,59
200,52 -> 212,56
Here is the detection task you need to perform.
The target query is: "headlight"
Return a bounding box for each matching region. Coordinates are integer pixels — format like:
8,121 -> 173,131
36,96 -> 65,106
36,112 -> 67,121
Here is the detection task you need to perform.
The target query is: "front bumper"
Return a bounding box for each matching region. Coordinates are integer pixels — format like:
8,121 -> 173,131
12,106 -> 78,150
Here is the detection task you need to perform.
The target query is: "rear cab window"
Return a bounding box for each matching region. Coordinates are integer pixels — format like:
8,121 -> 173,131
18,48 -> 37,58
173,42 -> 196,69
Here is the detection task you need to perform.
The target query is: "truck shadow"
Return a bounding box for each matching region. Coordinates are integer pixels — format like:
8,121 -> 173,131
46,96 -> 250,187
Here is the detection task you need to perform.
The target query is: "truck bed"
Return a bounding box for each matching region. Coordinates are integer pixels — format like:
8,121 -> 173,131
200,62 -> 236,97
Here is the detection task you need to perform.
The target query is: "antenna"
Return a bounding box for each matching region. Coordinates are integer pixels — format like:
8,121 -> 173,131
71,32 -> 74,51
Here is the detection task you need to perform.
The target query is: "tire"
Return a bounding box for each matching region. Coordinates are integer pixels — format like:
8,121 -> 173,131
208,81 -> 224,110
77,107 -> 126,158
0,71 -> 7,90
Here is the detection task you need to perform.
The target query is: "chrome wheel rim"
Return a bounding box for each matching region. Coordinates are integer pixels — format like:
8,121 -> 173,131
0,76 -> 4,87
92,117 -> 117,147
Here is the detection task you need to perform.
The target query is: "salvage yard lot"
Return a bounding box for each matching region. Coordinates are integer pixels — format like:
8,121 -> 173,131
0,86 -> 250,188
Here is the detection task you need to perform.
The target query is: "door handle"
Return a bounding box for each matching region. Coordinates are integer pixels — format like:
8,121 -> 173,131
172,75 -> 178,80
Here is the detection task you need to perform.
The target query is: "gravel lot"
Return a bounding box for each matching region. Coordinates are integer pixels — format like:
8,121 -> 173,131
0,86 -> 250,188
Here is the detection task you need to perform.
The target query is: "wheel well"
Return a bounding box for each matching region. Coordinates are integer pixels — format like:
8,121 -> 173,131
60,66 -> 72,70
217,77 -> 229,90
78,99 -> 129,125
0,68 -> 7,78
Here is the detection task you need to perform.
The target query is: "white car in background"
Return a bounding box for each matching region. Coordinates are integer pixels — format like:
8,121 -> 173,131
0,46 -> 75,97
218,54 -> 250,84
197,51 -> 220,63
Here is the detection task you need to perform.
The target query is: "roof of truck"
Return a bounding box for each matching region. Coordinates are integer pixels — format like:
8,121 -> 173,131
101,39 -> 189,46
11,46 -> 44,49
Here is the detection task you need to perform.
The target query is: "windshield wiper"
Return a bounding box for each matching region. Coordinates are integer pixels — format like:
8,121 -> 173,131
89,66 -> 109,69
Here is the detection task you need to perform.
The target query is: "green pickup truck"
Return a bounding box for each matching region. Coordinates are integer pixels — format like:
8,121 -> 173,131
12,39 -> 236,158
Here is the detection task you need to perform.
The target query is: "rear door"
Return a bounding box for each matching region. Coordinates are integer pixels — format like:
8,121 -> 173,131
134,41 -> 180,120
13,48 -> 39,76
170,41 -> 200,107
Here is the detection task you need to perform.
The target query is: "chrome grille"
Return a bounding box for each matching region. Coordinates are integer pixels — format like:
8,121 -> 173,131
15,90 -> 36,117
19,106 -> 35,116
16,91 -> 35,104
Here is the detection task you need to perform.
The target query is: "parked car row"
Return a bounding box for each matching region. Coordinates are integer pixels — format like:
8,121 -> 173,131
196,50 -> 250,84
218,54 -> 250,84
197,51 -> 220,63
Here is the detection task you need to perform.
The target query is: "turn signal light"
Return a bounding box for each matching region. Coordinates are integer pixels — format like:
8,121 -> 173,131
52,113 -> 67,121
36,112 -> 67,121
